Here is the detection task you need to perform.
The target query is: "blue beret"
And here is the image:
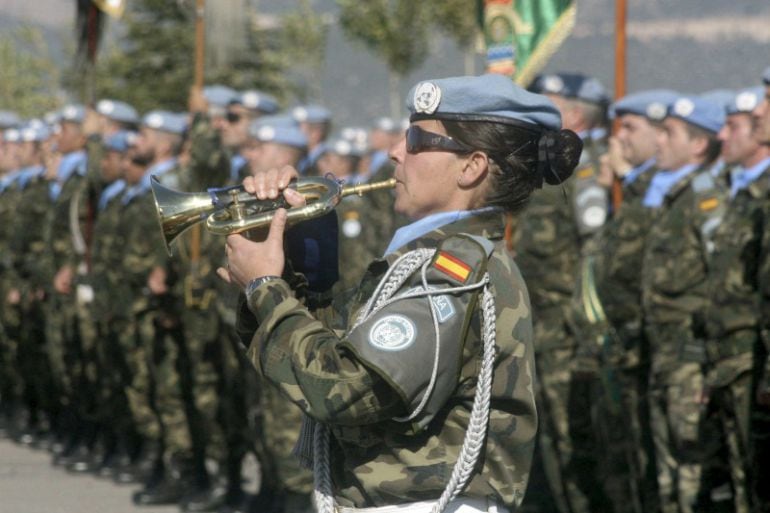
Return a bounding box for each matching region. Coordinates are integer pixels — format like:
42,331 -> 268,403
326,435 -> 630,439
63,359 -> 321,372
59,104 -> 86,124
340,126 -> 368,152
96,99 -> 139,124
531,73 -> 609,106
20,123 -> 51,143
235,90 -> 279,114
0,110 -> 20,129
373,117 -> 397,132
763,67 -> 770,85
407,74 -> 562,131
726,87 -> 765,115
666,96 -> 725,134
249,115 -> 307,149
323,137 -> 364,158
3,128 -> 21,143
103,130 -> 136,152
142,110 -> 187,135
610,89 -> 679,121
292,104 -> 332,124
204,85 -> 238,107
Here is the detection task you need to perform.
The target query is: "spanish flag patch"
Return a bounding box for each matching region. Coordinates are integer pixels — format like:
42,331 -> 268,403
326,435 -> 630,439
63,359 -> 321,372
699,197 -> 719,211
434,251 -> 472,282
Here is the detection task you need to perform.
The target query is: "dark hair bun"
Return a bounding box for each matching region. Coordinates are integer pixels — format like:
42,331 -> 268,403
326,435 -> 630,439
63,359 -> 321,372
538,129 -> 583,185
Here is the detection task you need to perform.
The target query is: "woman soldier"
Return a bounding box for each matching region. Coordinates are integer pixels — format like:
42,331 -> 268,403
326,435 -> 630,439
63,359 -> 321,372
219,74 -> 581,513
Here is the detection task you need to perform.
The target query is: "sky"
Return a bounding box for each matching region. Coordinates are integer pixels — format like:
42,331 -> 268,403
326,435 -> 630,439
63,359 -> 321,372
1,0 -> 769,126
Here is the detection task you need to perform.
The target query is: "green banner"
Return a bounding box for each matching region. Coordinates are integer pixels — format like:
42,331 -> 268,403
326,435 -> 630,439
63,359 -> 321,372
483,0 -> 576,87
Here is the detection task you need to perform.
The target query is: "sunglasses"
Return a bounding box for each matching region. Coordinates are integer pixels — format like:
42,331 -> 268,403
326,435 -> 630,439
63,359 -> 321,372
226,111 -> 242,123
405,125 -> 473,154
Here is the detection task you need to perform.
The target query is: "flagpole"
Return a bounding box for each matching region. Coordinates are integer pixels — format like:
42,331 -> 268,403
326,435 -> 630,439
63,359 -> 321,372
191,0 -> 205,264
612,0 -> 627,210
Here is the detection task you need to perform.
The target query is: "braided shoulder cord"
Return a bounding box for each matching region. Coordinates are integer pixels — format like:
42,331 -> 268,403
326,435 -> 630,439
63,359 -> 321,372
313,249 -> 498,513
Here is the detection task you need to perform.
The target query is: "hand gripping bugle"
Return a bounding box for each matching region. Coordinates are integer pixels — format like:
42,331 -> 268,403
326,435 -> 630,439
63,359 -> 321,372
151,176 -> 396,254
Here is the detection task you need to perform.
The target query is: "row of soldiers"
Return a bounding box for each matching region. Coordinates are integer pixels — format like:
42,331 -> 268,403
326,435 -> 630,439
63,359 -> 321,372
0,85 -> 406,513
2,65 -> 770,513
513,69 -> 770,513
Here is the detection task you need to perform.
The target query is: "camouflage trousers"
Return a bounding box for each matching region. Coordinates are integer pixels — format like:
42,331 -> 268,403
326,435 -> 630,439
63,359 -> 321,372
529,346 -> 594,513
96,317 -> 139,436
648,362 -> 705,513
43,293 -> 82,409
701,366 -> 753,513
16,300 -> 53,423
0,301 -> 22,406
126,312 -> 162,442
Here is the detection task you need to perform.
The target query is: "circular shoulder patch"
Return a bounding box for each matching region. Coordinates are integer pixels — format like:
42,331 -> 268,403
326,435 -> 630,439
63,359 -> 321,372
342,217 -> 362,238
368,315 -> 416,352
413,82 -> 442,114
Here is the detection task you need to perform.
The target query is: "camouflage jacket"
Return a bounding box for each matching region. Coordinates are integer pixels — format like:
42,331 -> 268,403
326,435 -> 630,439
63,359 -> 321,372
703,165 -> 770,386
641,165 -> 727,372
245,211 -> 536,509
8,169 -> 51,293
110,186 -> 169,318
90,182 -> 127,322
569,167 -> 657,368
187,113 -> 231,190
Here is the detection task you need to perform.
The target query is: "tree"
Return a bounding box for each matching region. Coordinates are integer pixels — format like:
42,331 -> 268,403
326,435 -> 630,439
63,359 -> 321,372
0,26 -> 63,117
336,0 -> 432,117
71,0 -> 317,113
336,0 -> 482,117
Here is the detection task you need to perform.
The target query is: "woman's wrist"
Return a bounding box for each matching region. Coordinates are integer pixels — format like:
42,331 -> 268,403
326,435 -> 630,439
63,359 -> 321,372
245,275 -> 282,313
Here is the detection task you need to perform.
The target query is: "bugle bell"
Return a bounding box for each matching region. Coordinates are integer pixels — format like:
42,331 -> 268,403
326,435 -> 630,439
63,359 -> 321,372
151,176 -> 397,254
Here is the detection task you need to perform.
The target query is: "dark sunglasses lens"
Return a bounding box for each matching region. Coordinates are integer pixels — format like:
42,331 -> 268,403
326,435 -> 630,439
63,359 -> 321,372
226,111 -> 241,123
405,126 -> 422,153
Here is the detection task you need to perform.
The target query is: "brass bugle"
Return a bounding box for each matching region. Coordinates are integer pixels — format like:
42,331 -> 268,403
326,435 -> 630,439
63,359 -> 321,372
151,175 -> 396,254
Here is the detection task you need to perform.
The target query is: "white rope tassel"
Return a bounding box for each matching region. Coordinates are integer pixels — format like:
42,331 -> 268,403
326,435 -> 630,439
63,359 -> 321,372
312,249 -> 498,513
430,284 -> 496,513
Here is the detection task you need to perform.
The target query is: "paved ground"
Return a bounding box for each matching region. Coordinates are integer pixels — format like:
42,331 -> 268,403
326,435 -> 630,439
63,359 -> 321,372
0,438 -> 176,513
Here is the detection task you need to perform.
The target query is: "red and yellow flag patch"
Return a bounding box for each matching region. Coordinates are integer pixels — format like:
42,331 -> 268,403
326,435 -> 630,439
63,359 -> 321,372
434,251 -> 472,282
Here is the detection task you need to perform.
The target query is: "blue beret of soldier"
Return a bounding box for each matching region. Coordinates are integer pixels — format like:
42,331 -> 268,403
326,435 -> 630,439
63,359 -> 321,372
249,115 -> 307,149
59,104 -> 86,124
3,128 -> 21,143
292,104 -> 332,124
726,87 -> 765,116
323,137 -> 365,158
530,72 -> 609,106
142,110 -> 187,135
763,67 -> 770,85
666,96 -> 725,134
204,85 -> 238,107
19,123 -> 51,143
373,117 -> 397,132
234,90 -> 279,114
96,99 -> 139,124
610,89 -> 679,121
103,130 -> 136,153
0,110 -> 20,129
406,74 -> 562,131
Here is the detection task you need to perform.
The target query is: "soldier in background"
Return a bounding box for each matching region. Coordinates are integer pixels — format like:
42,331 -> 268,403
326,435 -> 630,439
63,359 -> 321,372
5,123 -> 54,447
0,127 -> 26,439
750,66 -> 770,513
40,105 -> 90,464
701,86 -> 770,513
515,72 -> 611,513
570,89 -> 678,513
293,104 -> 331,176
223,90 -> 280,182
640,96 -> 725,513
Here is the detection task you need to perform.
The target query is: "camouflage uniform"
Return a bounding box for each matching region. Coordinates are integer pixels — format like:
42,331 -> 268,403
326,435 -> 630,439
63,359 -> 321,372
41,151 -> 88,423
702,163 -> 770,512
568,164 -> 659,513
513,137 -> 609,513
7,167 -> 54,431
755,192 -> 770,513
244,211 -> 537,509
641,166 -> 726,513
0,171 -> 25,418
